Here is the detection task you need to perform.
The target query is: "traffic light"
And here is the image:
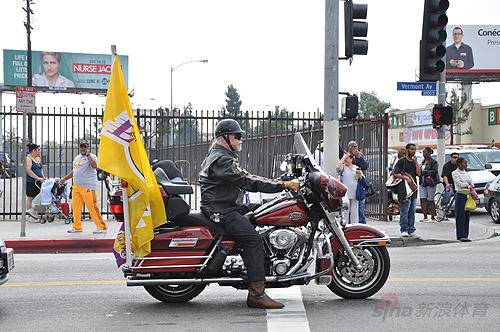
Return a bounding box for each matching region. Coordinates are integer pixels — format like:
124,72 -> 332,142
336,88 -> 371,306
419,0 -> 449,82
432,104 -> 453,128
342,94 -> 359,119
344,0 -> 368,58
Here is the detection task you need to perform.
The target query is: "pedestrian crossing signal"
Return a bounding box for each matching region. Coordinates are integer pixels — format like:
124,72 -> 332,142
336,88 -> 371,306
432,104 -> 453,128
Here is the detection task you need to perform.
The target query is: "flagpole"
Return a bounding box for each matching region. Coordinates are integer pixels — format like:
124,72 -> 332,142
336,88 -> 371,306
111,44 -> 117,66
110,45 -> 133,267
121,179 -> 133,267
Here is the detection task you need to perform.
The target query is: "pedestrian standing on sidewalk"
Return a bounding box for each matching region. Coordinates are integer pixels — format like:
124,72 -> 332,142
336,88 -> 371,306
419,147 -> 439,222
25,143 -> 45,219
336,153 -> 362,224
452,157 -> 473,242
345,141 -> 369,224
393,143 -> 421,237
60,140 -> 107,234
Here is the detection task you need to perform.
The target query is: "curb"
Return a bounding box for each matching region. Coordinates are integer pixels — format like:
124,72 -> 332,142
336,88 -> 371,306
388,236 -> 455,247
4,238 -> 114,253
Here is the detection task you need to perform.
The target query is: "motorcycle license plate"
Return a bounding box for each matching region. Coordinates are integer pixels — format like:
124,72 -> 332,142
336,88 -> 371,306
3,248 -> 15,272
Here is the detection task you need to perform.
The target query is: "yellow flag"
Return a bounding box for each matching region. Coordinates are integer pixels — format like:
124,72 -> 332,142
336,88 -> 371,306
98,56 -> 167,258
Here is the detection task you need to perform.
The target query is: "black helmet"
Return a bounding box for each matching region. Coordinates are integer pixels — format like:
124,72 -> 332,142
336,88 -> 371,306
215,118 -> 245,138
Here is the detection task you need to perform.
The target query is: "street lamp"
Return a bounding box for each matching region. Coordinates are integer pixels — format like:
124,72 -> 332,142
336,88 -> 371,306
170,59 -> 208,112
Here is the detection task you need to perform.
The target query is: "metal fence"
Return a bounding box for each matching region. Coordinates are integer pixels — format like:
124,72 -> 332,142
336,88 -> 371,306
0,106 -> 388,220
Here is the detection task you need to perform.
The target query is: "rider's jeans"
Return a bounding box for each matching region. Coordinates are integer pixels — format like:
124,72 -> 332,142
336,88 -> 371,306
442,187 -> 455,206
223,210 -> 265,282
399,197 -> 417,234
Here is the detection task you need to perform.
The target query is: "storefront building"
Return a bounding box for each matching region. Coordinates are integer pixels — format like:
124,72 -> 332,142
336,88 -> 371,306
388,102 -> 500,149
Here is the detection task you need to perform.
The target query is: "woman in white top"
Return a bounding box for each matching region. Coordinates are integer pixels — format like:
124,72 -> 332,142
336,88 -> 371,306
451,157 -> 473,242
336,153 -> 362,224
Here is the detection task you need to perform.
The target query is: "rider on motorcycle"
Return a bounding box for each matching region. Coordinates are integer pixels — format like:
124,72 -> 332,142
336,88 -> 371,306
199,118 -> 300,309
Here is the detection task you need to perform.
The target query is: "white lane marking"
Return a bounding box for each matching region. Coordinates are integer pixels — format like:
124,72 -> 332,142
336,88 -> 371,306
266,286 -> 311,332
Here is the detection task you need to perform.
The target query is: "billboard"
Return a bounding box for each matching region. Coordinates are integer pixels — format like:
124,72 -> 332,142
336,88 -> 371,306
3,49 -> 128,91
445,25 -> 500,82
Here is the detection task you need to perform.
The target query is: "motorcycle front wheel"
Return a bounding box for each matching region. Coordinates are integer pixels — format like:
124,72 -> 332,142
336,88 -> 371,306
327,246 -> 390,299
144,284 -> 207,303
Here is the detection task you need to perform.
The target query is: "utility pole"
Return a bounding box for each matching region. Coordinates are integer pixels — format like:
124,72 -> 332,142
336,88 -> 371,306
23,0 -> 34,143
323,0 -> 339,176
437,72 -> 446,174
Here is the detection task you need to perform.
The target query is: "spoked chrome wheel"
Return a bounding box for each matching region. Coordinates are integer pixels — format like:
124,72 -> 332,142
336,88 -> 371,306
144,284 -> 207,303
328,246 -> 390,299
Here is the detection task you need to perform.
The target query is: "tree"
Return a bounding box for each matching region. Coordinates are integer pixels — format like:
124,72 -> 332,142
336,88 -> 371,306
256,106 -> 294,135
223,84 -> 242,117
359,91 -> 391,117
83,117 -> 102,148
2,130 -> 23,162
174,103 -> 201,145
447,88 -> 473,144
152,107 -> 176,149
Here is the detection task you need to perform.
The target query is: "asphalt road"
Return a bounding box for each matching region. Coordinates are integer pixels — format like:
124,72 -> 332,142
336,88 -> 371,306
1,237 -> 500,332
467,208 -> 499,228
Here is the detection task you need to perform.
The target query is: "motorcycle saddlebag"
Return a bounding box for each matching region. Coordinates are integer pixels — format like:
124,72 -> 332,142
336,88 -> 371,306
132,226 -> 215,273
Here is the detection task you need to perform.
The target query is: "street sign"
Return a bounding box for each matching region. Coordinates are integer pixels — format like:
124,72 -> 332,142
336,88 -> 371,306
15,86 -> 36,113
397,82 -> 437,91
422,90 -> 437,96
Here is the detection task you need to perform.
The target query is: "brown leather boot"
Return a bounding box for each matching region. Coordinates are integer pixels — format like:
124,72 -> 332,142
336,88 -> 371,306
247,281 -> 284,309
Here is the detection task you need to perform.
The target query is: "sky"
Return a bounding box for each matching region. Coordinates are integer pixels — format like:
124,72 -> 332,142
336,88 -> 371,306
1,0 -> 499,113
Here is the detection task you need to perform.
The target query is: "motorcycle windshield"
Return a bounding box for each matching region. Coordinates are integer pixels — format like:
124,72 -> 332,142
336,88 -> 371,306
293,133 -> 318,168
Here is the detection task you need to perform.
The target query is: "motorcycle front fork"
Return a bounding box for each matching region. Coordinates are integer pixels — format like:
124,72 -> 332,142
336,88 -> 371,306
321,206 -> 363,270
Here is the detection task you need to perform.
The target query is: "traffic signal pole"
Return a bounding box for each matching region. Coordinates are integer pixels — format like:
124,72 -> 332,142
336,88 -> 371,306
437,72 -> 446,174
323,0 -> 339,175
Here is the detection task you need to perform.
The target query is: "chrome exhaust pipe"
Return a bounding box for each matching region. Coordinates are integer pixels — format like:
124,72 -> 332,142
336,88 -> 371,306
126,272 -> 310,287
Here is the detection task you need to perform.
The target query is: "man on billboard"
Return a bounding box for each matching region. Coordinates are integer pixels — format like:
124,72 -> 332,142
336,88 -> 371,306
446,27 -> 474,69
32,51 -> 75,88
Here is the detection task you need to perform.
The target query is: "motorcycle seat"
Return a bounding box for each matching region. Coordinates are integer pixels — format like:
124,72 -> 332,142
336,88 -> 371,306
172,211 -> 226,235
154,168 -> 193,195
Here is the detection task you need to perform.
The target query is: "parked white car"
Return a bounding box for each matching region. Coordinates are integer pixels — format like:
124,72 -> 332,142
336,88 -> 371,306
472,149 -> 500,177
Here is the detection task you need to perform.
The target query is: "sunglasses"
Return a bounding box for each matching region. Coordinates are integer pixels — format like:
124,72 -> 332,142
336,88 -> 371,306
80,144 -> 88,148
232,133 -> 243,140
451,156 -> 459,159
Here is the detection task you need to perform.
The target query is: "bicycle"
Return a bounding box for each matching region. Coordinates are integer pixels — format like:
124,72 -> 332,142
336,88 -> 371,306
434,185 -> 455,222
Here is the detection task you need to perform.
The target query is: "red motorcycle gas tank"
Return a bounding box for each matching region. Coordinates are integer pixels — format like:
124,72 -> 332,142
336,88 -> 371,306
254,197 -> 308,226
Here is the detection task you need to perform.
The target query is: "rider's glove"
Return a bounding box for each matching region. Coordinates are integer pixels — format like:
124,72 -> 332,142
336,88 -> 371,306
282,179 -> 300,192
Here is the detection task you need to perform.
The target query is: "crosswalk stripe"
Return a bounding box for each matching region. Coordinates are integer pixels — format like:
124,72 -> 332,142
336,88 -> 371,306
266,286 -> 310,332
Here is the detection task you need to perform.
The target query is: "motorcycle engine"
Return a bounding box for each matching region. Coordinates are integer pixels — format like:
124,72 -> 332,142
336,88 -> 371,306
263,227 -> 309,276
269,229 -> 298,250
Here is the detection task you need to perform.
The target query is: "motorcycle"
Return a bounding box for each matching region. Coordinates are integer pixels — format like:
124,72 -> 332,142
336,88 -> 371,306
108,132 -> 391,303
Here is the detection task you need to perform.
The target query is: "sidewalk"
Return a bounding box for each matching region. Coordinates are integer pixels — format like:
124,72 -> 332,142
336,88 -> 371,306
369,215 -> 495,247
1,218 -> 121,253
0,213 -> 496,253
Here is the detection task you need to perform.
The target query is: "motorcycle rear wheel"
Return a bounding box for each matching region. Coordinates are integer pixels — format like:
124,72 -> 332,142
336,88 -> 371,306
327,246 -> 390,299
144,284 -> 207,303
